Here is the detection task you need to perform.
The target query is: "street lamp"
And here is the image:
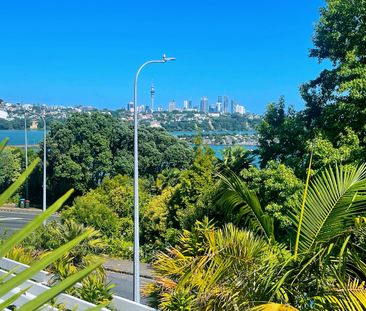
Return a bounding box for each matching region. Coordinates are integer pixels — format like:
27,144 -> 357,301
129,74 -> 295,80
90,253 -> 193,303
28,111 -> 47,218
132,54 -> 176,303
24,112 -> 28,201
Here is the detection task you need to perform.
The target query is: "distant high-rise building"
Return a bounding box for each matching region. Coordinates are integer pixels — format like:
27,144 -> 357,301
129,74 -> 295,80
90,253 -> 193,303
150,83 -> 155,113
200,96 -> 208,113
183,100 -> 189,110
216,101 -> 222,113
217,96 -> 222,113
168,100 -> 176,112
223,96 -> 229,113
128,101 -> 134,112
231,100 -> 237,114
188,100 -> 193,109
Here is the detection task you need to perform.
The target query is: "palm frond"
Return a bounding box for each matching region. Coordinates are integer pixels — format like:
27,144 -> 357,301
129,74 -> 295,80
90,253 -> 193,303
319,279 -> 366,311
294,163 -> 366,253
0,137 -> 9,153
294,152 -> 312,259
250,303 -> 299,310
217,170 -> 274,240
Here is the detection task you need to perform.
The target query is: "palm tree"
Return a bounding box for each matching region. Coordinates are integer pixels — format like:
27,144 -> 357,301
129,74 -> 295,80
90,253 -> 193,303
219,145 -> 255,174
145,219 -> 288,310
146,159 -> 366,310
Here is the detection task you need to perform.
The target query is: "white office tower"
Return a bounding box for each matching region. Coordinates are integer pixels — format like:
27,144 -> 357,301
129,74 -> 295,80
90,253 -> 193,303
168,100 -> 176,112
217,96 -> 222,113
183,100 -> 189,110
215,96 -> 221,113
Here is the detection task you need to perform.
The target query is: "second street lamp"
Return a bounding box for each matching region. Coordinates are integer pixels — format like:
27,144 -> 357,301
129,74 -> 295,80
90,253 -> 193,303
132,54 -> 176,303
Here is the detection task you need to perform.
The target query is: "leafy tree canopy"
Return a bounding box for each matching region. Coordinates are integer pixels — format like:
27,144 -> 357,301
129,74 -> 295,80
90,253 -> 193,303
46,112 -> 193,199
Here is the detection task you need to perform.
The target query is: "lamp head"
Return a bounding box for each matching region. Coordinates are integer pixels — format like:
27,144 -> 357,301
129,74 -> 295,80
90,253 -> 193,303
162,54 -> 176,62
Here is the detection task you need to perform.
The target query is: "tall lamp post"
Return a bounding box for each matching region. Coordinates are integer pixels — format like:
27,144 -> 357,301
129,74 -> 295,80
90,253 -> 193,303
133,54 -> 175,303
28,111 -> 47,217
24,113 -> 28,201
39,112 -> 47,216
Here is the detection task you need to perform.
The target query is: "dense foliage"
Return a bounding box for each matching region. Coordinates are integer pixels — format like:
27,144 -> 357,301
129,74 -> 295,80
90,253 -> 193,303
0,147 -> 22,192
44,112 -> 193,201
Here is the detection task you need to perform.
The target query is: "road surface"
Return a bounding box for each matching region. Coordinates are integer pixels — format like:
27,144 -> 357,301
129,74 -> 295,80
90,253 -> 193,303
0,209 -> 153,305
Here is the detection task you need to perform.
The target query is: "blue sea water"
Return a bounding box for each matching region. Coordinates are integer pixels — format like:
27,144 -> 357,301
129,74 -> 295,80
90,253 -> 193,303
0,130 -> 45,146
170,130 -> 256,136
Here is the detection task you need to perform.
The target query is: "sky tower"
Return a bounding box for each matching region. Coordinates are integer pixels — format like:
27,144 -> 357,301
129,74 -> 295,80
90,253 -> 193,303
150,83 -> 155,113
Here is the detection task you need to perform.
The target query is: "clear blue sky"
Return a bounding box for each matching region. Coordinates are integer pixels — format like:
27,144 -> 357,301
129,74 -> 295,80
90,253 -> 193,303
0,0 -> 326,114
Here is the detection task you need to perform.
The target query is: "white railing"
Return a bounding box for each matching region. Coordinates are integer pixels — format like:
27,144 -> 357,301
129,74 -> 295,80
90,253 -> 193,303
0,257 -> 156,311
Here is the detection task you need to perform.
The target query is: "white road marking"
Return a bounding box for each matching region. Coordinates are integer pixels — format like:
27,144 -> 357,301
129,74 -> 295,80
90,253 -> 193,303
0,217 -> 24,221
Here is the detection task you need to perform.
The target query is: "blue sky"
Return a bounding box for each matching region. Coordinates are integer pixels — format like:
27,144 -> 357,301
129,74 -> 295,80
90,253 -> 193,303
0,0 -> 326,114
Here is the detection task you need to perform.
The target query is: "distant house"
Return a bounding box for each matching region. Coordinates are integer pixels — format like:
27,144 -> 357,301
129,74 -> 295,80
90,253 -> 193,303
0,110 -> 8,119
150,121 -> 161,128
30,120 -> 38,129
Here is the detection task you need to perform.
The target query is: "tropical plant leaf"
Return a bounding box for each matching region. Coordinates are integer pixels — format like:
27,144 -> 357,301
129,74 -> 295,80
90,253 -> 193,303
17,259 -> 105,311
0,137 -> 9,153
320,279 -> 366,311
250,303 -> 299,310
0,228 -> 92,298
295,163 -> 366,253
217,170 -> 274,240
294,152 -> 312,259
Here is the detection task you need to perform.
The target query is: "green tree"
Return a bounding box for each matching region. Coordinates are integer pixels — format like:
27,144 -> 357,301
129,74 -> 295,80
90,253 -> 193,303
46,112 -> 193,200
0,147 -> 22,193
257,97 -> 308,173
63,174 -> 149,242
308,127 -> 363,173
239,161 -> 303,237
302,0 -> 366,144
169,138 -> 216,230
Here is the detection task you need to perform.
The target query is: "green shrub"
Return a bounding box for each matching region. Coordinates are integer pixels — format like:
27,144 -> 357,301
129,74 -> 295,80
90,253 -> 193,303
77,273 -> 115,305
103,237 -> 133,259
61,193 -> 121,238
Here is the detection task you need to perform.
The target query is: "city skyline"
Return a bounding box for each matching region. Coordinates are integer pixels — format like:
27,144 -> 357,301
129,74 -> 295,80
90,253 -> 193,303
126,94 -> 248,114
0,0 -> 326,114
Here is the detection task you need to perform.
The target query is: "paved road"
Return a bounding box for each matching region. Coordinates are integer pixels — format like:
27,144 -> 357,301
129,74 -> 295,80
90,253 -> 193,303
0,209 -> 153,304
0,209 -> 53,235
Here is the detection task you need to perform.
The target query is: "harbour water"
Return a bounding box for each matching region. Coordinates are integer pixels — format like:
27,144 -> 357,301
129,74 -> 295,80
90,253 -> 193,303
0,130 -> 44,146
